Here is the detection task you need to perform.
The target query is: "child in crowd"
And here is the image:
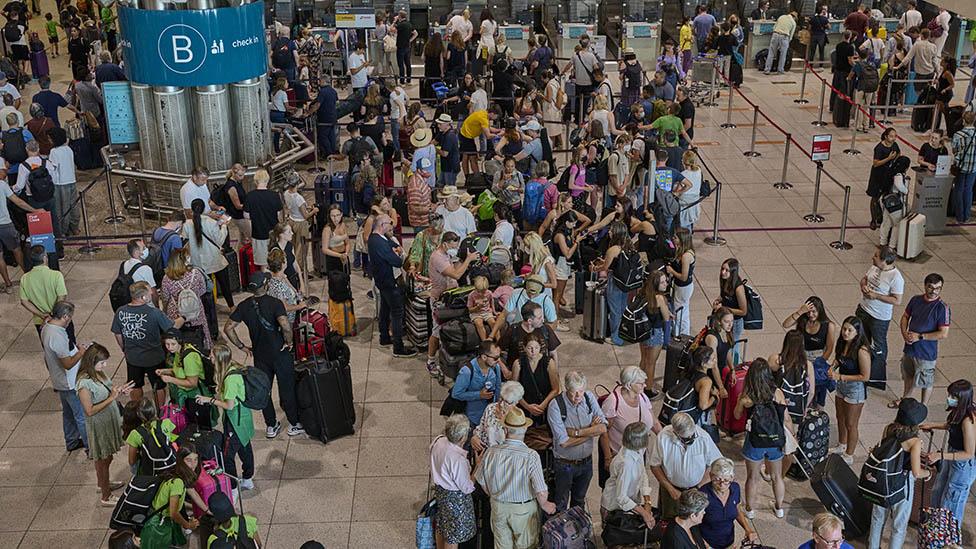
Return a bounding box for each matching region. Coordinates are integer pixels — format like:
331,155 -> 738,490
468,275 -> 496,341
206,492 -> 264,548
493,268 -> 516,311
45,13 -> 60,57
126,398 -> 178,476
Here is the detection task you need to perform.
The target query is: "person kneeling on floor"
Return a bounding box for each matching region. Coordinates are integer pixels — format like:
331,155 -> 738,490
206,492 -> 263,548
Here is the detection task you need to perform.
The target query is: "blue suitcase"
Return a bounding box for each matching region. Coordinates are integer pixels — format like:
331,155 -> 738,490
330,172 -> 350,216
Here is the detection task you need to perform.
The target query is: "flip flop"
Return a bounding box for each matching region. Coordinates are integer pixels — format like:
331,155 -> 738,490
887,399 -> 901,409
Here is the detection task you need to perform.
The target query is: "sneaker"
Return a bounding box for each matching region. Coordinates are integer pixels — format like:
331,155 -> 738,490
266,422 -> 282,439
393,347 -> 418,358
555,321 -> 571,333
99,495 -> 120,507
743,507 -> 755,519
841,453 -> 854,466
239,478 -> 255,490
287,424 -> 306,437
773,505 -> 785,519
829,444 -> 846,455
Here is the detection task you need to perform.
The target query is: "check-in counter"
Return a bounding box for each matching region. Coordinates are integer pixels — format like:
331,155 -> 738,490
745,17 -> 899,69
499,25 -> 533,58
560,23 -> 596,57
912,167 -> 953,236
623,22 -> 661,62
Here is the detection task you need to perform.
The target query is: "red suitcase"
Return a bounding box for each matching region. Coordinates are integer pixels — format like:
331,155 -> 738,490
238,243 -> 255,288
294,308 -> 330,360
718,339 -> 749,435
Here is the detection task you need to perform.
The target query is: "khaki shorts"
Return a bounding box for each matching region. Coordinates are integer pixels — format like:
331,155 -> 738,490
289,218 -> 310,241
252,238 -> 269,266
490,500 -> 540,549
232,218 -> 252,242
901,354 -> 937,389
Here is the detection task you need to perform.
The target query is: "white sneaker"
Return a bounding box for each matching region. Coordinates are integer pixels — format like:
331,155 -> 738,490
829,444 -> 846,455
743,507 -> 755,519
239,477 -> 255,490
232,488 -> 240,503
841,453 -> 854,466
773,506 -> 785,519
287,423 -> 306,437
266,422 -> 282,439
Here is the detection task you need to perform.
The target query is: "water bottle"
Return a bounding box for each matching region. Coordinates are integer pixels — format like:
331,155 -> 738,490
484,380 -> 493,396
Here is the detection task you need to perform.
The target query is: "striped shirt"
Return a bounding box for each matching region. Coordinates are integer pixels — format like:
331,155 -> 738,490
474,439 -> 547,503
951,127 -> 976,174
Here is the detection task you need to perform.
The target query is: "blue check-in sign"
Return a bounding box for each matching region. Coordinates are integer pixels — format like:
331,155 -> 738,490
118,1 -> 267,86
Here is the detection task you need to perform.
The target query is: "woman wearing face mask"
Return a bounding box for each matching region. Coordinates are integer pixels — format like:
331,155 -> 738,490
828,316 -> 872,465
159,248 -> 212,349
639,270 -> 673,398
711,258 -> 748,342
921,380 -> 976,533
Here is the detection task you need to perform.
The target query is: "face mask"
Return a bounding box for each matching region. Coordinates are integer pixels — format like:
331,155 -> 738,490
947,396 -> 959,408
623,144 -> 632,152
580,39 -> 589,47
140,248 -> 149,260
447,247 -> 459,258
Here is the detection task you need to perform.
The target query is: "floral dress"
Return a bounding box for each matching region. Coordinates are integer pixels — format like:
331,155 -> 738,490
267,275 -> 300,325
160,269 -> 212,349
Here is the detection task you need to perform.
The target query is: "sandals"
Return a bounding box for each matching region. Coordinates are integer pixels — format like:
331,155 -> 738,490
887,399 -> 902,409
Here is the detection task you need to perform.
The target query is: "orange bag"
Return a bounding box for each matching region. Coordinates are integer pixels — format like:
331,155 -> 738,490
328,299 -> 357,337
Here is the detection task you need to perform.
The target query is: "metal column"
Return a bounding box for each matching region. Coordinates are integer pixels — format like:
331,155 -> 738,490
189,0 -> 234,172
230,76 -> 272,166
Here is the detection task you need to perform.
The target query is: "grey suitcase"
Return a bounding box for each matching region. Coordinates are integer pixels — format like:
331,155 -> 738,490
580,279 -> 609,342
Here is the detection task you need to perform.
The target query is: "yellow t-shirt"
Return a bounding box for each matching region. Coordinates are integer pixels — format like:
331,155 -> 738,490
679,24 -> 693,52
461,110 -> 489,140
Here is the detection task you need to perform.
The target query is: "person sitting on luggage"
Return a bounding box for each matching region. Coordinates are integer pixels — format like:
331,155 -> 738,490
649,412 -> 723,520
206,492 -> 263,548
467,275 -> 496,341
451,340 -> 504,428
429,414 -> 478,549
600,421 -> 655,527
734,357 -> 792,519
472,380 -> 525,452
865,398 -> 930,549
662,488 -> 709,548
196,344 -> 255,493
139,445 -> 201,548
699,457 -> 758,548
797,512 -> 855,549
125,397 -> 178,476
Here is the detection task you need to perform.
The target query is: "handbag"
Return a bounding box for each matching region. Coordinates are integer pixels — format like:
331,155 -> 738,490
524,424 -> 553,450
601,510 -> 652,547
416,497 -> 437,549
440,365 -> 470,417
139,513 -> 187,549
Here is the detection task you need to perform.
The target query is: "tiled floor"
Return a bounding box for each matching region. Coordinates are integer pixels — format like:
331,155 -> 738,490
5,8 -> 976,546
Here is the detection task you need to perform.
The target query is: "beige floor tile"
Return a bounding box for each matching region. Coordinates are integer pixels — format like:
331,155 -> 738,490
6,412 -> 72,447
30,485 -> 115,531
351,476 -> 427,521
19,529 -> 109,548
347,520 -> 417,547
266,522 -> 350,549
356,436 -> 430,477
0,352 -> 52,381
360,401 -> 432,437
281,436 -> 359,479
0,380 -> 45,413
273,478 -> 354,523
364,368 -> 432,402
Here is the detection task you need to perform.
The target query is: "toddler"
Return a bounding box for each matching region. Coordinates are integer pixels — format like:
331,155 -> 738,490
467,276 -> 496,340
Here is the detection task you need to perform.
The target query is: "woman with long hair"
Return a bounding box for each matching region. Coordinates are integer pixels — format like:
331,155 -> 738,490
445,30 -> 467,88
590,221 -> 635,347
704,308 -> 734,400
550,210 -> 580,328
598,366 -> 661,487
933,56 -> 956,132
158,329 -> 215,429
678,150 -> 703,230
476,8 -> 497,76
768,330 -> 815,425
521,231 -> 557,295
159,247 -> 212,348
76,343 -> 131,506
267,247 -> 306,325
422,32 -> 445,102
828,316 -> 872,465
666,227 -> 695,336
270,77 -> 289,151
320,205 -> 352,275
922,380 -> 976,533
685,345 -> 720,437
712,258 -> 747,342
567,147 -> 595,214
195,344 -> 255,492
506,332 -> 559,427
139,445 -> 202,548
734,358 -> 790,519
270,221 -> 303,292
542,70 -> 564,148
782,295 -> 836,409
181,198 -> 234,309
639,270 -> 673,396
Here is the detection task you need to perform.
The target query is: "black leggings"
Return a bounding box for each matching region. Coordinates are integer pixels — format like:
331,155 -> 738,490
212,267 -> 235,308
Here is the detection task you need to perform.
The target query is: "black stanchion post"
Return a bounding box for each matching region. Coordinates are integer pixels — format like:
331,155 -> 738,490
743,106 -> 761,157
804,161 -> 826,223
773,134 -> 793,189
78,189 -> 99,255
843,103 -> 862,156
704,182 -> 727,247
812,79 -> 828,127
104,168 -> 125,224
830,185 -> 854,250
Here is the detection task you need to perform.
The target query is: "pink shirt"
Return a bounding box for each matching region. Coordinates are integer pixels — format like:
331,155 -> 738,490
538,179 -> 559,212
601,387 -> 655,452
430,435 -> 475,494
569,164 -> 587,197
429,249 -> 457,300
467,289 -> 496,314
492,285 -> 514,309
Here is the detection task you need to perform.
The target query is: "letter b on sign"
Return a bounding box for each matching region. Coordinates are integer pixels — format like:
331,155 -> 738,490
158,24 -> 206,74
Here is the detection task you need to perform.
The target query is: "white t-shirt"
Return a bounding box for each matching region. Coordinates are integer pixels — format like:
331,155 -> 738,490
123,257 -> 156,287
900,9 -> 922,30
860,265 -> 904,321
390,88 -> 408,121
349,51 -> 368,89
284,190 -> 307,221
491,219 -> 515,250
180,180 -> 211,212
271,89 -> 288,112
436,204 -> 477,239
0,82 -> 20,100
448,15 -> 473,41
0,105 -> 24,130
14,156 -> 46,195
48,145 -> 76,185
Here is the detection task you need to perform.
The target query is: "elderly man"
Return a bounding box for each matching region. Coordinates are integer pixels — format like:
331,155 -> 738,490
797,512 -> 855,549
649,411 -> 722,519
497,300 -> 560,369
547,370 -> 607,512
475,407 -> 557,548
367,214 -> 416,357
434,186 -> 476,239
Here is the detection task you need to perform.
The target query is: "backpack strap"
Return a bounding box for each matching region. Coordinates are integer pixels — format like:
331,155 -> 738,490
125,262 -> 144,278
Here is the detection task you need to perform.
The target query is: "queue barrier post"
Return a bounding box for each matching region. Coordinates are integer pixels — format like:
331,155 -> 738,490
773,134 -> 793,189
307,122 -> 324,174
744,105 -> 761,157
804,161 -> 826,223
843,102 -> 862,156
103,168 -> 125,224
880,82 -> 894,125
78,188 -> 99,255
830,185 -> 854,250
795,58 -> 810,104
721,82 -> 736,129
812,80 -> 828,127
703,181 -> 727,247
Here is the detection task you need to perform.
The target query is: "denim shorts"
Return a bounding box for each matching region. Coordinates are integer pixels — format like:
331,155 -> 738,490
641,326 -> 665,348
836,379 -> 867,404
741,433 -> 784,462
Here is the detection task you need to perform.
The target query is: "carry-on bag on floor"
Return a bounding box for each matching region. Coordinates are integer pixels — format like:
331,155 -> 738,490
787,408 -> 831,480
912,436 -> 962,546
895,212 -> 925,260
832,95 -> 852,128
810,454 -> 871,539
328,298 -> 357,337
405,293 -> 433,348
30,49 -> 48,79
542,506 -> 595,549
220,248 -> 241,298
438,347 -> 478,382
294,307 -> 330,360
295,337 -> 356,444
912,87 -> 937,132
238,243 -> 255,288
580,279 -> 608,342
662,309 -> 699,392
717,340 -> 749,435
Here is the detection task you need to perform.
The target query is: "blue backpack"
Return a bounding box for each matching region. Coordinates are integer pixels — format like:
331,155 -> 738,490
522,179 -> 549,227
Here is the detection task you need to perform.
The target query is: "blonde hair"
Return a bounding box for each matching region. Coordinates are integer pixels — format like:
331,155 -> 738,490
593,94 -> 609,111
500,268 -> 515,286
165,247 -> 191,281
682,149 -> 699,170
812,513 -> 845,538
212,343 -> 238,396
473,275 -> 489,291
522,232 -> 552,274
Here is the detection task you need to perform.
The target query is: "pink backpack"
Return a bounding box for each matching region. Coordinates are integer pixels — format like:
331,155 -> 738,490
192,459 -> 233,518
159,404 -> 187,434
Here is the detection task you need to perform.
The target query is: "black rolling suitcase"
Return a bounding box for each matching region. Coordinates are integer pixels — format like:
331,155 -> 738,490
295,333 -> 356,444
945,105 -> 965,138
912,87 -> 936,132
580,279 -> 608,342
220,248 -> 241,298
810,454 -> 871,538
662,309 -> 693,392
832,94 -> 852,128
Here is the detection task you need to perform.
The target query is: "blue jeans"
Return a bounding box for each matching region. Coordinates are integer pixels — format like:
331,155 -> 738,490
855,306 -> 889,389
438,171 -> 458,188
553,456 -> 593,512
390,119 -> 401,155
953,171 -> 976,223
732,317 -> 744,345
868,472 -> 914,549
765,33 -> 790,73
606,281 -> 628,346
931,455 -> 976,534
58,390 -> 88,450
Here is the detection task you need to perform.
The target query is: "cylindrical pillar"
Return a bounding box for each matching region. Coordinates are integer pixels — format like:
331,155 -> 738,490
153,86 -> 195,174
190,85 -> 235,172
230,76 -> 273,166
130,82 -> 162,171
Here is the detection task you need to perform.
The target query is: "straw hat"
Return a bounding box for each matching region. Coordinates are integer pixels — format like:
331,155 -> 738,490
437,185 -> 473,204
410,128 -> 433,148
503,406 -> 533,429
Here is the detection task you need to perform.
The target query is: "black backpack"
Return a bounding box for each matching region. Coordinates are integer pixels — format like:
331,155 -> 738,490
109,475 -> 164,531
620,297 -> 651,343
26,160 -> 54,202
135,422 -> 177,476
182,343 -> 216,393
857,61 -> 880,93
146,230 -> 180,288
3,21 -> 21,43
748,401 -> 785,449
210,519 -> 259,549
658,379 -> 702,425
556,165 -> 574,192
346,136 -> 373,166
555,391 -> 593,421
2,128 -> 27,164
742,280 -> 764,330
611,250 -> 645,291
230,367 -> 272,410
328,269 -> 352,302
271,37 -> 292,69
780,366 -> 809,421
858,436 -> 909,507
109,262 -> 145,311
